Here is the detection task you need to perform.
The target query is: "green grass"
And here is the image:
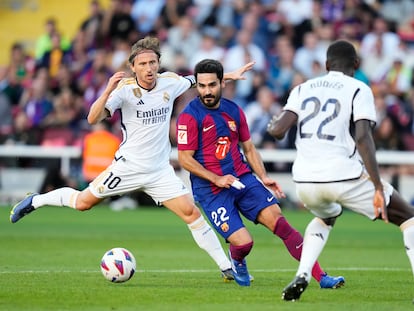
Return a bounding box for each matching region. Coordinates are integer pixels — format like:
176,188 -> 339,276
0,205 -> 412,310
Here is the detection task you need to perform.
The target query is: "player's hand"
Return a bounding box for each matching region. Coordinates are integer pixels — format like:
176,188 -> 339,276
261,176 -> 286,199
373,188 -> 388,223
106,71 -> 126,93
214,175 -> 243,189
227,62 -> 255,81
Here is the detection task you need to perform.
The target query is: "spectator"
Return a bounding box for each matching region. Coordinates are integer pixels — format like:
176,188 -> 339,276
359,31 -> 393,84
385,53 -> 413,100
238,5 -> 272,52
50,64 -> 82,98
293,31 -> 326,79
378,0 -> 414,27
0,43 -> 35,107
245,85 -> 282,148
81,120 -> 120,184
359,15 -> 400,60
5,111 -> 40,146
34,17 -> 71,60
167,15 -> 202,68
320,0 -> 345,24
70,105 -> 135,209
79,0 -> 105,50
159,0 -> 193,29
192,0 -> 220,27
37,32 -> 72,80
67,31 -> 94,79
41,87 -> 83,131
0,93 -> 13,143
107,38 -> 130,72
268,35 -> 297,97
101,0 -> 136,48
276,0 -> 314,48
83,66 -> 112,112
189,28 -> 225,71
223,28 -> 266,102
130,0 -> 165,36
18,68 -> 53,129
78,49 -> 112,94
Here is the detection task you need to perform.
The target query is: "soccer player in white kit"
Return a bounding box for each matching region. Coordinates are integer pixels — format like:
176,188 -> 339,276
268,40 -> 414,301
10,36 -> 254,282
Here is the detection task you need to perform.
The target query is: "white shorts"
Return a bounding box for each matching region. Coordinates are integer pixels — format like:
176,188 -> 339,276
89,158 -> 189,205
295,172 -> 394,220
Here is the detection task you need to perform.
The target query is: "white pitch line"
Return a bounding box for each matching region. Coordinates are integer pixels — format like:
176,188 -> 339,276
0,267 -> 410,274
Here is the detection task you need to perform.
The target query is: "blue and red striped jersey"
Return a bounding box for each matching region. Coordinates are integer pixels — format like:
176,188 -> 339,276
177,97 -> 252,196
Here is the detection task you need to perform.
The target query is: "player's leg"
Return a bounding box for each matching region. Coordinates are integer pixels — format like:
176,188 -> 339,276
280,182 -> 343,301
10,186 -> 104,222
147,165 -> 232,274
387,190 -> 414,277
238,175 -> 344,288
225,228 -> 254,286
199,193 -> 253,286
196,191 -> 254,286
345,176 -> 414,279
10,161 -> 137,223
162,193 -> 232,273
257,204 -> 343,287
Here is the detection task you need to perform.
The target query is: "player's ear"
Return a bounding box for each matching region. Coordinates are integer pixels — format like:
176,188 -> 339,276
325,60 -> 330,71
354,57 -> 360,70
128,62 -> 134,72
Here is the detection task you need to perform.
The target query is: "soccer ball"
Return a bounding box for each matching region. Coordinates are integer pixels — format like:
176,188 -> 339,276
100,247 -> 136,283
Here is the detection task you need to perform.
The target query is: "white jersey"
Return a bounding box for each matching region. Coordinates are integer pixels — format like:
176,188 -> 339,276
284,71 -> 377,182
105,72 -> 193,173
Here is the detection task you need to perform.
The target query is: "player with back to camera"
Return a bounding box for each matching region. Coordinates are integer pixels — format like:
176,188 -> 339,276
176,58 -> 345,287
10,36 -> 254,282
267,40 -> 414,301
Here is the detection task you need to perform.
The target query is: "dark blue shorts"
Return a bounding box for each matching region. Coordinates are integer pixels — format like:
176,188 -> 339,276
196,174 -> 279,240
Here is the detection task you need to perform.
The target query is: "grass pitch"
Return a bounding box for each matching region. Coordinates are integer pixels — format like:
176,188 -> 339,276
0,204 -> 412,310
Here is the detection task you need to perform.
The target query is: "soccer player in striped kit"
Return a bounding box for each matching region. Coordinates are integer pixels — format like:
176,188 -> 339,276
176,59 -> 344,288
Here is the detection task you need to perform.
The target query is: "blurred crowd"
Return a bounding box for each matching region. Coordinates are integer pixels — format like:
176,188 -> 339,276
2,0 -> 414,178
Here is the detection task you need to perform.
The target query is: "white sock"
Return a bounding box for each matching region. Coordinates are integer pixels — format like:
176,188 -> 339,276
188,216 -> 231,271
401,219 -> 414,277
32,187 -> 80,209
297,217 -> 332,282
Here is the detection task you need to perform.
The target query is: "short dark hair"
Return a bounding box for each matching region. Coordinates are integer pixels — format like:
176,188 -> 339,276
326,40 -> 358,69
194,59 -> 224,82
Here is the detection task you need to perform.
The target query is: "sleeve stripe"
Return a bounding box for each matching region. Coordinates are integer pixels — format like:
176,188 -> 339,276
184,75 -> 196,88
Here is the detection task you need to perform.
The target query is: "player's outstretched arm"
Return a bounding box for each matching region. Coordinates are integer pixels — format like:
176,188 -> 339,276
223,62 -> 255,81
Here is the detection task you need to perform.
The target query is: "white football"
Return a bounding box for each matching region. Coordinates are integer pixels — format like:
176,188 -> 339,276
100,247 -> 136,283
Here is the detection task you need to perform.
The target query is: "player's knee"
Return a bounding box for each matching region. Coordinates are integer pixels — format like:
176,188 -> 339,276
76,201 -> 93,211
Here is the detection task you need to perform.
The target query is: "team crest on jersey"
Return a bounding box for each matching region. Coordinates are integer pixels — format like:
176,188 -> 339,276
132,88 -> 142,98
221,222 -> 229,233
163,92 -> 170,102
228,121 -> 236,131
